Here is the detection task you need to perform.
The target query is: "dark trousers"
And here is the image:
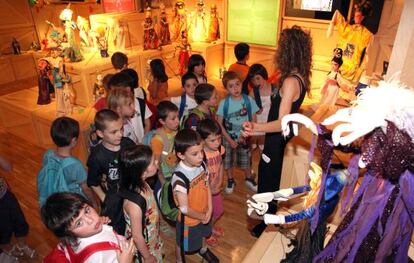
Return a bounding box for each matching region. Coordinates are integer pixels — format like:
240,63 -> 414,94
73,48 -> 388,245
0,191 -> 29,244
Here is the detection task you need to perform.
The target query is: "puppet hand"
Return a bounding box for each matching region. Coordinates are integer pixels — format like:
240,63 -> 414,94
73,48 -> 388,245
246,192 -> 275,216
264,214 -> 286,225
281,113 -> 318,137
273,188 -> 294,200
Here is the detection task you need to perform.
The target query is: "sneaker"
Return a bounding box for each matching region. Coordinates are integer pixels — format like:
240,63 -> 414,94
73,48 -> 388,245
224,179 -> 236,194
198,248 -> 219,263
0,252 -> 18,263
10,245 -> 36,259
205,235 -> 218,247
245,177 -> 258,192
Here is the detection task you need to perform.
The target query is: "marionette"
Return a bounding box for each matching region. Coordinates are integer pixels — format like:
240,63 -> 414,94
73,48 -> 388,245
76,16 -> 93,49
189,0 -> 207,42
143,7 -> 159,50
95,26 -> 109,58
171,0 -> 187,41
159,3 -> 171,46
59,4 -> 83,62
207,4 -> 220,42
319,48 -> 343,106
177,31 -> 191,75
94,73 -> 105,102
37,58 -> 53,105
61,66 -> 75,116
327,1 -> 373,84
48,49 -> 63,100
44,20 -> 65,52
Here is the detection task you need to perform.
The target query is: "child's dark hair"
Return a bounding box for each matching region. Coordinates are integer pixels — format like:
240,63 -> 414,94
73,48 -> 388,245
195,83 -> 215,104
94,109 -> 121,131
187,54 -> 206,74
121,68 -> 139,90
150,59 -> 168,83
108,72 -> 133,93
120,145 -> 153,193
51,117 -> 80,147
157,100 -> 178,120
181,72 -> 198,87
102,73 -> 114,92
222,71 -> 240,88
196,119 -> 222,139
234,43 -> 250,61
247,64 -> 268,81
41,192 -> 91,246
111,52 -> 128,70
175,129 -> 202,154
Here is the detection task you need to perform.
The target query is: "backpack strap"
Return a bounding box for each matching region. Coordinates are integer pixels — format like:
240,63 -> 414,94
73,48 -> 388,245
179,93 -> 186,119
118,190 -> 148,242
155,128 -> 172,157
253,86 -> 262,109
242,94 -> 252,121
223,95 -> 230,120
66,241 -> 120,262
137,98 -> 146,128
173,171 -> 190,263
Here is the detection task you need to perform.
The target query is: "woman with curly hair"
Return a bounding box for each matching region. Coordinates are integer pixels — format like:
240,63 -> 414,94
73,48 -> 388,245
242,25 -> 313,237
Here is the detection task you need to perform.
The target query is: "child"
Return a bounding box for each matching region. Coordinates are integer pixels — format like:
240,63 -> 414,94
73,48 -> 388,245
120,145 -> 163,262
108,87 -> 152,144
187,54 -> 207,84
228,43 -> 250,83
172,129 -> 218,263
217,71 -> 259,194
41,192 -> 136,263
170,72 -> 198,119
121,68 -> 147,102
0,157 -> 36,261
246,64 -> 274,152
38,117 -> 95,206
87,109 -> 135,205
111,52 -> 128,72
148,59 -> 169,105
196,120 -> 225,246
150,101 -> 179,186
182,83 -> 218,130
93,73 -> 114,111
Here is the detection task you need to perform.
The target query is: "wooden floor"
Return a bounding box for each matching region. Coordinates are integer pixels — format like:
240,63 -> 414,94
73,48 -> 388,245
0,81 -> 272,262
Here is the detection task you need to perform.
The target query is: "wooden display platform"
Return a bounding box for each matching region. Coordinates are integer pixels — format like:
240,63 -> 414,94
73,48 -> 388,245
0,87 -> 94,164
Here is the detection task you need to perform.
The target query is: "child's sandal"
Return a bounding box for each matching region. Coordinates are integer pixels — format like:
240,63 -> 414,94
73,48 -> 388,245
213,226 -> 224,237
205,235 -> 218,247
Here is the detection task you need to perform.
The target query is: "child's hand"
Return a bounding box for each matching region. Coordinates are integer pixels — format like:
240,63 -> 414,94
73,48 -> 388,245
117,239 -> 136,263
100,216 -> 111,225
229,139 -> 238,149
202,208 -> 213,224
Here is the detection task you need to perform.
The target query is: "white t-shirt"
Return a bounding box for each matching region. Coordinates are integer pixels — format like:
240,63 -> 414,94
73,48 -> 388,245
74,225 -> 122,263
170,94 -> 197,117
124,98 -> 153,144
134,87 -> 146,100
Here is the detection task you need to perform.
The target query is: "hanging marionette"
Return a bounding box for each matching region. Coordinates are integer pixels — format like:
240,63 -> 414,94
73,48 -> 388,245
171,0 -> 187,42
207,4 -> 220,42
189,0 -> 207,42
159,3 -> 171,46
143,7 -> 160,50
59,4 -> 83,62
177,30 -> 191,75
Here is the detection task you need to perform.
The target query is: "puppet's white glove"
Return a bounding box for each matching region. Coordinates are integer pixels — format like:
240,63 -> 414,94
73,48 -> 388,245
281,113 -> 318,137
273,188 -> 295,200
264,214 -> 286,225
246,193 -> 274,216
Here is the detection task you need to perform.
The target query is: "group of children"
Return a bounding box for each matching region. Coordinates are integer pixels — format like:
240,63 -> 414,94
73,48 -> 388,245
0,44 -> 280,262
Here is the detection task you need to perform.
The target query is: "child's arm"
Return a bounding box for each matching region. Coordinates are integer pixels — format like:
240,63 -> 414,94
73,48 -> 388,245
124,200 -> 157,263
150,136 -> 166,184
91,185 -> 106,202
175,191 -> 206,221
202,184 -> 213,224
80,182 -> 98,208
217,115 -> 238,148
144,118 -> 151,134
117,239 -> 136,263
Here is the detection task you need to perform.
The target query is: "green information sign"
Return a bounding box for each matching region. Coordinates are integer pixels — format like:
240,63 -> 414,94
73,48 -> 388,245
227,0 -> 280,46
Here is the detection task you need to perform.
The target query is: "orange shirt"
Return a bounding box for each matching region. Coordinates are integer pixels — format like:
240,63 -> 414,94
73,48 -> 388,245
148,79 -> 168,105
228,62 -> 249,82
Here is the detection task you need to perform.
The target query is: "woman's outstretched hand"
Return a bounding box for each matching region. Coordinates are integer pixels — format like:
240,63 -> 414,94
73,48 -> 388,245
241,121 -> 255,138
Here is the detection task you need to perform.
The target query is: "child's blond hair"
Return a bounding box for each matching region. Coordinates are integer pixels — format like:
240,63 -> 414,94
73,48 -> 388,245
107,87 -> 134,115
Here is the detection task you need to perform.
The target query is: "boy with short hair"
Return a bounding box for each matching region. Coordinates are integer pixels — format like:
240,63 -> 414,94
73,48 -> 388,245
172,129 -> 218,263
217,71 -> 259,194
111,52 -> 128,72
228,43 -> 250,83
87,109 -> 135,204
170,72 -> 198,119
41,192 -> 136,263
38,117 -> 95,206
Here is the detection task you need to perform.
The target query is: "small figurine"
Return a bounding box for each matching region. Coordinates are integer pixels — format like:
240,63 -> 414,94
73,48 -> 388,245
95,26 -> 109,57
320,48 -> 343,106
76,16 -> 93,48
143,7 -> 159,50
158,3 -> 171,46
94,73 -> 105,102
177,31 -> 191,75
189,0 -> 207,42
207,4 -> 220,42
29,41 -> 40,51
49,49 -> 64,94
11,38 -> 21,55
59,4 -> 83,62
61,67 -> 75,116
171,0 -> 187,41
37,59 -> 53,105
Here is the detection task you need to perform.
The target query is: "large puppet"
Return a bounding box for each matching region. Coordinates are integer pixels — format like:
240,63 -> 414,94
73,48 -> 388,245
143,7 -> 159,50
37,58 -> 53,105
189,0 -> 208,42
177,31 -> 191,76
207,4 -> 220,42
248,79 -> 414,262
171,0 -> 188,42
59,4 -> 83,62
158,3 -> 171,46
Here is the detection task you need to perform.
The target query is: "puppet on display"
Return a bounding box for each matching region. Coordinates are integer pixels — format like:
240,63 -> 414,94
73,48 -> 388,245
143,7 -> 160,50
44,21 -> 65,52
171,0 -> 188,41
37,59 -> 53,105
207,4 -> 220,42
11,38 -> 21,55
76,16 -> 93,49
189,0 -> 207,42
95,26 -> 109,57
94,73 -> 105,102
159,3 -> 171,46
319,48 -> 344,106
59,4 -> 83,62
48,49 -> 64,97
61,67 -> 75,116
327,1 -> 373,84
177,30 -> 191,75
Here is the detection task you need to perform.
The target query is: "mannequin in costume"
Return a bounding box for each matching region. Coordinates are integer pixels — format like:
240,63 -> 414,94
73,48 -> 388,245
143,7 -> 159,50
177,31 -> 191,76
189,0 -> 207,42
327,1 -> 373,84
319,48 -> 344,106
171,0 -> 187,42
59,4 -> 83,62
37,59 -> 53,105
207,4 -> 220,42
158,3 -> 171,46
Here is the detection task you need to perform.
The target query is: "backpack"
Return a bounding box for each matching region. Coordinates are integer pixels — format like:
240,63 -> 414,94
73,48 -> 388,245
223,93 -> 252,121
179,107 -> 215,130
44,241 -> 120,263
178,93 -> 187,119
37,150 -> 78,206
101,189 -> 147,238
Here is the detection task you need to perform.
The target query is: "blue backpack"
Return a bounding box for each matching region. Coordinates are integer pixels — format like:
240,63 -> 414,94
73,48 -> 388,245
37,150 -> 78,206
223,93 -> 253,121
